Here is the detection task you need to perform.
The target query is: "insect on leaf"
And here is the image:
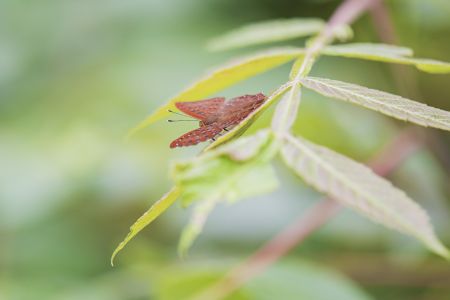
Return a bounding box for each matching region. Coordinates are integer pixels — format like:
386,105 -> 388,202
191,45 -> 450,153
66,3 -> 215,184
281,134 -> 449,259
301,76 -> 450,132
175,97 -> 225,120
128,48 -> 304,137
170,94 -> 267,148
205,82 -> 293,151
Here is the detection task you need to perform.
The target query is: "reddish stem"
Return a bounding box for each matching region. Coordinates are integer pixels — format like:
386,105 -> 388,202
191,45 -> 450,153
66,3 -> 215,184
192,128 -> 421,300
191,1 -> 421,299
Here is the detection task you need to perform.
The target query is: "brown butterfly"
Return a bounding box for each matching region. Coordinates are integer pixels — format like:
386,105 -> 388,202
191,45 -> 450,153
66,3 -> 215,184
169,93 -> 266,148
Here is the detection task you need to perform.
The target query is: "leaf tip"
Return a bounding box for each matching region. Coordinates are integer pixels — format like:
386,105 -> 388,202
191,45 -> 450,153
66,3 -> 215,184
427,238 -> 450,260
110,243 -> 124,267
126,121 -> 147,140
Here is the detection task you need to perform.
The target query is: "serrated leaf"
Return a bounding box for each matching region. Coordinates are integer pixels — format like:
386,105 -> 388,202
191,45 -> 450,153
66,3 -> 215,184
281,134 -> 449,258
207,18 -> 325,51
173,130 -> 278,206
128,48 -> 304,137
111,187 -> 181,265
205,81 -> 293,151
322,43 -> 450,74
301,76 -> 450,131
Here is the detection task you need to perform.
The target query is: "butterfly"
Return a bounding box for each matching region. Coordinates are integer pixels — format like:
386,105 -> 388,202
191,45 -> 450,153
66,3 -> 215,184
169,93 -> 266,148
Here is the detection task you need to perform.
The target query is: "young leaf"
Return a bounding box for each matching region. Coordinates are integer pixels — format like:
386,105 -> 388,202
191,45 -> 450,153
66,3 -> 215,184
205,81 -> 293,151
111,187 -> 182,265
178,197 -> 221,256
271,83 -> 302,134
301,76 -> 450,131
129,48 -> 304,137
207,18 -> 325,51
174,130 -> 279,253
322,43 -> 450,74
173,130 -> 278,206
281,134 -> 449,259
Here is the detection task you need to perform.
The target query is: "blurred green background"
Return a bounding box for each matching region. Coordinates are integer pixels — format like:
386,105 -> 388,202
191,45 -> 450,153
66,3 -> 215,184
1,0 -> 450,299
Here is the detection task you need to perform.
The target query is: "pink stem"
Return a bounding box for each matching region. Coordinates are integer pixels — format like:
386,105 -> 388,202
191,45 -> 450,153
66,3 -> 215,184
192,128 -> 421,300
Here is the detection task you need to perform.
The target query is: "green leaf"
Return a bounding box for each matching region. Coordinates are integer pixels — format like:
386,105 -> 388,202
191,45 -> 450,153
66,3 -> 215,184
174,130 -> 279,253
281,134 -> 450,259
322,43 -> 450,73
178,161 -> 278,256
289,56 -> 306,80
173,130 -> 279,206
111,187 -> 181,266
178,197 -> 221,257
325,43 -> 414,57
271,83 -> 302,134
207,18 -> 324,51
204,81 -> 293,151
301,76 -> 450,132
128,48 -> 304,137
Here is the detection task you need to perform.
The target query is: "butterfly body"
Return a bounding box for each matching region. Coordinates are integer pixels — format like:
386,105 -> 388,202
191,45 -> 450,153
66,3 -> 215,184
170,93 -> 266,148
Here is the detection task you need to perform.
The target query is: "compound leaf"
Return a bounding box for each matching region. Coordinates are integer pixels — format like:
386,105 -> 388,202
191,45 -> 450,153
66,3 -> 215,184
281,134 -> 449,259
301,76 -> 450,131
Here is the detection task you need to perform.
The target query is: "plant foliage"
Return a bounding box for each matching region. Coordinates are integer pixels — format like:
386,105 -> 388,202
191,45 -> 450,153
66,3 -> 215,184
113,17 -> 450,264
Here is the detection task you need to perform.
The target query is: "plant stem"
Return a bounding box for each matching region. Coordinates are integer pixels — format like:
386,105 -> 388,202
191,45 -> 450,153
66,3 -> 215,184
272,0 -> 381,135
369,2 -> 450,177
191,128 -> 421,300
191,199 -> 340,300
295,0 -> 381,80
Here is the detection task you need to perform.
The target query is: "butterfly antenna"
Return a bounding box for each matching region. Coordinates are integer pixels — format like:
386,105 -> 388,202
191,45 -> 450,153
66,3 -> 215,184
168,109 -> 192,118
167,119 -> 197,122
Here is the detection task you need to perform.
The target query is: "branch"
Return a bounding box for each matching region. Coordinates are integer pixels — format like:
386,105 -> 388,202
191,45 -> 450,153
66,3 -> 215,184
295,0 -> 381,79
273,0 -> 381,134
191,128 -> 422,300
368,1 -> 450,177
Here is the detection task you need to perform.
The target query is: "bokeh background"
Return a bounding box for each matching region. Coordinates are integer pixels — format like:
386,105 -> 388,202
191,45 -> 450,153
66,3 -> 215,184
1,0 -> 450,299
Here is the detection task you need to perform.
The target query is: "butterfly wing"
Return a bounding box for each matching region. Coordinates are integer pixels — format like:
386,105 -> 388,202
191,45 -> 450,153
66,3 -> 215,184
170,124 -> 222,148
175,97 -> 225,121
218,93 -> 266,128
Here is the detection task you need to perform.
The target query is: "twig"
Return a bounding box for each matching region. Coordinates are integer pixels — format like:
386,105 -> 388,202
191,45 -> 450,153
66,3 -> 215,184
368,1 -> 450,178
191,127 -> 422,300
369,0 -> 397,44
368,128 -> 421,175
273,0 -> 381,136
191,199 -> 340,300
368,0 -> 420,99
295,0 -> 381,79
